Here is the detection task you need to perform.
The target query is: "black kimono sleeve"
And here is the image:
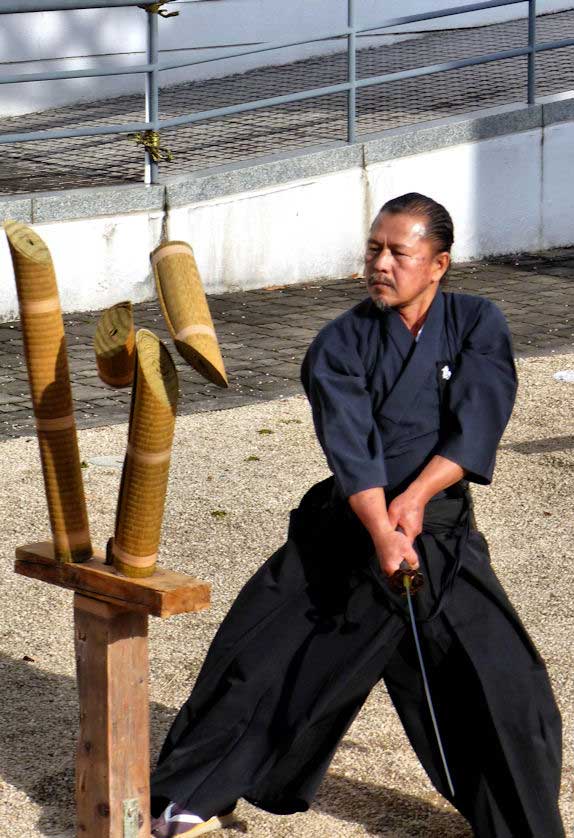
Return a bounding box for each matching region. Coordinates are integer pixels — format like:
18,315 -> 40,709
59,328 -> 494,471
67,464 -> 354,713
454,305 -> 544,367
301,319 -> 387,498
437,300 -> 517,484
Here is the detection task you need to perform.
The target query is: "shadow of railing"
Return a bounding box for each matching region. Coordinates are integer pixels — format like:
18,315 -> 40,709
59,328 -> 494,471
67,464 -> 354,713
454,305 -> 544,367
0,651 -> 175,836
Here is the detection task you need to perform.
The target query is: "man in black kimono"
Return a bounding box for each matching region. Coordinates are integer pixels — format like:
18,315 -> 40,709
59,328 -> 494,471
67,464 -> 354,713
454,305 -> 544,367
151,193 -> 564,838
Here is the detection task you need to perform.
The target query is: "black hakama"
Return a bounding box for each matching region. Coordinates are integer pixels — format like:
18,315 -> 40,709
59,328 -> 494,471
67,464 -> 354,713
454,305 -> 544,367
151,479 -> 564,836
151,290 -> 564,836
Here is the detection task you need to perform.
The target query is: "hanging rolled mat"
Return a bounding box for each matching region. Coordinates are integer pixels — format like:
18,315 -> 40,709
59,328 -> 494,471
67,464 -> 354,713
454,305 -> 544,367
4,221 -> 92,563
111,329 -> 178,578
94,300 -> 135,388
151,241 -> 228,388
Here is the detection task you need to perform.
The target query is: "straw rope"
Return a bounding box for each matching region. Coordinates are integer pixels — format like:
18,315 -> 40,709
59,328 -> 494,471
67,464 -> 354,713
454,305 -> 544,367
126,442 -> 172,465
175,324 -> 217,342
111,543 -> 158,568
99,371 -> 134,388
151,240 -> 228,389
112,329 -> 178,578
94,300 -> 135,389
20,296 -> 61,315
35,414 -> 75,432
150,243 -> 192,264
4,221 -> 92,563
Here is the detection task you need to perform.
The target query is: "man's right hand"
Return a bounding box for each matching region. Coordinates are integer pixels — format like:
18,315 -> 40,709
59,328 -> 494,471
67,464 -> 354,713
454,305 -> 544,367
373,529 -> 419,577
347,486 -> 420,578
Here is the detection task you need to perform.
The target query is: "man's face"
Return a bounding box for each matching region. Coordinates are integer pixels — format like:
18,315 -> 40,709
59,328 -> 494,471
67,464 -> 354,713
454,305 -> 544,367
364,211 -> 449,311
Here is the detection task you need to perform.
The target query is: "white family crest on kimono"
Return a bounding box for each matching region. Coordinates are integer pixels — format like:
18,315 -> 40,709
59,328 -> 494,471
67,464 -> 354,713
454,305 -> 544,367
441,364 -> 452,381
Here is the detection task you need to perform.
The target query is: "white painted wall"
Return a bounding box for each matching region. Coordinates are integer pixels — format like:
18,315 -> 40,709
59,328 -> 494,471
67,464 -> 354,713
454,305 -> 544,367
0,210 -> 164,321
1,0 -> 572,116
2,114 -> 574,318
366,130 -> 543,260
541,121 -> 574,247
168,130 -> 546,293
167,170 -> 367,293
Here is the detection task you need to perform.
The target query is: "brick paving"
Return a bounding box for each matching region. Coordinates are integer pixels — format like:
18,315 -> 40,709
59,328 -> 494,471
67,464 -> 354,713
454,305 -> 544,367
0,249 -> 573,442
1,11 -> 574,194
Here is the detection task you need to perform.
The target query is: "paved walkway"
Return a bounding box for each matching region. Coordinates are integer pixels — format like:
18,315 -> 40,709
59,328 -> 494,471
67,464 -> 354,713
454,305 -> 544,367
1,11 -> 574,194
0,248 -> 573,442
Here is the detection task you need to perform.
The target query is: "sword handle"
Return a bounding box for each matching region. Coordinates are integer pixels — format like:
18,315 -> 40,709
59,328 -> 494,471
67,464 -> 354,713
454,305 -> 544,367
388,559 -> 424,594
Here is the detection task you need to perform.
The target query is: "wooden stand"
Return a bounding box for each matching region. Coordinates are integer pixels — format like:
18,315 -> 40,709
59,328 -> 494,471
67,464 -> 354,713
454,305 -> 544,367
16,542 -> 211,838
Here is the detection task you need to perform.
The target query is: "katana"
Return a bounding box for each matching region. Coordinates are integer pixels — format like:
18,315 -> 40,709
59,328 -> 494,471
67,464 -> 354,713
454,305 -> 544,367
395,560 -> 456,799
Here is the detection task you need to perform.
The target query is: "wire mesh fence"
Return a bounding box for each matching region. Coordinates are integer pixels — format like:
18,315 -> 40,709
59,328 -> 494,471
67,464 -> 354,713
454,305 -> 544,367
1,1 -> 573,194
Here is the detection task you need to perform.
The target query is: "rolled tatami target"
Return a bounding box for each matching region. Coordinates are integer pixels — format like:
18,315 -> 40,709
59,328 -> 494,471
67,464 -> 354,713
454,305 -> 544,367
151,241 -> 228,388
94,300 -> 135,388
112,329 -> 178,578
4,221 -> 92,563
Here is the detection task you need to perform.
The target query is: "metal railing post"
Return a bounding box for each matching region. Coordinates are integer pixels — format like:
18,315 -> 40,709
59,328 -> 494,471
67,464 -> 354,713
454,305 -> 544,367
527,0 -> 536,104
347,0 -> 357,143
144,5 -> 160,184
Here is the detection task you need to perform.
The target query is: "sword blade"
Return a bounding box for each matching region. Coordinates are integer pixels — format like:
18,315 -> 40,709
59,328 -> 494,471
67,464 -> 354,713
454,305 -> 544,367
403,575 -> 456,798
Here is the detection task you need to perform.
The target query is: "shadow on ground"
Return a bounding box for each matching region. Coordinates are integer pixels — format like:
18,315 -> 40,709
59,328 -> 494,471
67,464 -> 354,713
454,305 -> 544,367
0,652 -> 174,836
314,772 -> 471,837
0,653 -> 471,837
501,434 -> 574,454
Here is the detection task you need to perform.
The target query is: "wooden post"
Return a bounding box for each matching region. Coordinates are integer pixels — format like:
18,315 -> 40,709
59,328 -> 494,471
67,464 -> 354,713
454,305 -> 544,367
75,595 -> 150,837
15,542 -> 210,838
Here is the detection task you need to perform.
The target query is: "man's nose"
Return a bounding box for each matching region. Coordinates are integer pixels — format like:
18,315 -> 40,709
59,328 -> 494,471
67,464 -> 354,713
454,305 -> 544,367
373,246 -> 392,273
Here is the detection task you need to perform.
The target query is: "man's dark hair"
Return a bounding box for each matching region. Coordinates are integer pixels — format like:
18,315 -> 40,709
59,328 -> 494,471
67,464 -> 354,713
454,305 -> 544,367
379,192 -> 454,255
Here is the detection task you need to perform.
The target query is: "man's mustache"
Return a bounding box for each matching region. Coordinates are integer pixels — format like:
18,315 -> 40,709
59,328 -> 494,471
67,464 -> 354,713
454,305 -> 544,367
367,276 -> 395,289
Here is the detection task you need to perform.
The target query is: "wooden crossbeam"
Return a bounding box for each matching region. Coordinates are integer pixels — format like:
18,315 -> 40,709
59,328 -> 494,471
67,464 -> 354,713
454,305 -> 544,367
15,541 -> 210,618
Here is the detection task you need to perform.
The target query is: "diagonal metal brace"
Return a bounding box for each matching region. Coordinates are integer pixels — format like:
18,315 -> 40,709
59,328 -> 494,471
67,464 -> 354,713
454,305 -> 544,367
138,1 -> 179,17
132,130 -> 173,163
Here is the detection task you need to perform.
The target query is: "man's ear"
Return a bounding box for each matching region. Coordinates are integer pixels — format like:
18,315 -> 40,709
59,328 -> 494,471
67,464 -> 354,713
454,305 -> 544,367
434,251 -> 450,282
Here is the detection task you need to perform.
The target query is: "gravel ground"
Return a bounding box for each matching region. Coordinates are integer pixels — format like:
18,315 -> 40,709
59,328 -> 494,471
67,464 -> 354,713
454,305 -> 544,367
0,352 -> 573,838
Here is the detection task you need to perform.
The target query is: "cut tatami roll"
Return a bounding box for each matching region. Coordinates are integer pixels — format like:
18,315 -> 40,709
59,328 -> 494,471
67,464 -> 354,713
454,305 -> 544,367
151,240 -> 228,388
4,220 -> 92,563
112,329 -> 178,578
94,300 -> 135,388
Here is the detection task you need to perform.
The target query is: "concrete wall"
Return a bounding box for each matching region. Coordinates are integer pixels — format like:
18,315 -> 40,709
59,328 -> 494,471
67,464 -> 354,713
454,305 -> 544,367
366,131 -> 543,260
1,93 -> 574,320
167,169 -> 367,292
1,0 -> 573,116
0,186 -> 165,319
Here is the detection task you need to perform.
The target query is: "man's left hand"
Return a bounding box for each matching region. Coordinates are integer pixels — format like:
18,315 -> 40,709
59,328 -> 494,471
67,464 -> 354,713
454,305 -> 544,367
387,490 -> 425,543
387,456 -> 465,543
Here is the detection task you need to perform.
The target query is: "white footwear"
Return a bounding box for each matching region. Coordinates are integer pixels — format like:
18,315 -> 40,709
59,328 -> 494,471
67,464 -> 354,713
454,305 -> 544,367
151,802 -> 237,837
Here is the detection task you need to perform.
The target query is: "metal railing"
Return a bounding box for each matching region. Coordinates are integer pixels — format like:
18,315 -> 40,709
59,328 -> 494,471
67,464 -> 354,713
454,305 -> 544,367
0,0 -> 572,185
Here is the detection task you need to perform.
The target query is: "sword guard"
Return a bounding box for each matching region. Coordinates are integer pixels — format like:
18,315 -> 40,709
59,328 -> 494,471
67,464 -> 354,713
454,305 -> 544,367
388,559 -> 424,595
